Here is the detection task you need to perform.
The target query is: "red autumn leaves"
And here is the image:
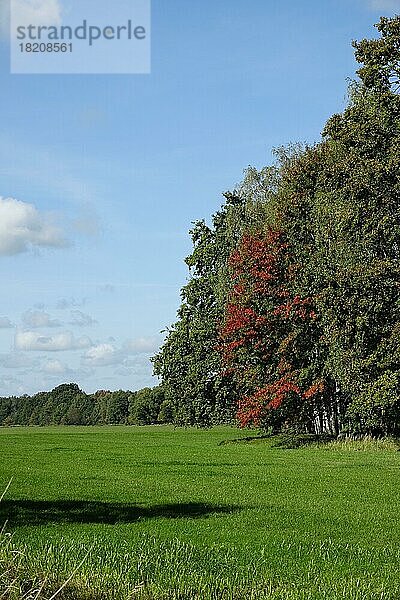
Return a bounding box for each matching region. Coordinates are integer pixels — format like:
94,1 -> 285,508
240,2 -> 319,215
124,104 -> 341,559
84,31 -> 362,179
219,228 -> 321,428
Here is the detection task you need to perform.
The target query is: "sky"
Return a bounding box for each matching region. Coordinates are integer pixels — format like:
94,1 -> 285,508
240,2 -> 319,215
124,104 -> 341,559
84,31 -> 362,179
0,0 -> 399,397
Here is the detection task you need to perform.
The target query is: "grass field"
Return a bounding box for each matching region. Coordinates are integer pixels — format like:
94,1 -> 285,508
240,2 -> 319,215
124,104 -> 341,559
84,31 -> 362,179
1,425 -> 400,599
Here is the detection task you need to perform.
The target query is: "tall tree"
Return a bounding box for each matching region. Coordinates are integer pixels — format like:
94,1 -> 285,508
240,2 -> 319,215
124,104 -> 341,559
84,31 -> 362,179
155,16 -> 400,435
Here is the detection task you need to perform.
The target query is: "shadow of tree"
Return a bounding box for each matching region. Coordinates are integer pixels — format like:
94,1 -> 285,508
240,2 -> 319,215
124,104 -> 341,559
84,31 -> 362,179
0,499 -> 240,526
219,433 -> 336,449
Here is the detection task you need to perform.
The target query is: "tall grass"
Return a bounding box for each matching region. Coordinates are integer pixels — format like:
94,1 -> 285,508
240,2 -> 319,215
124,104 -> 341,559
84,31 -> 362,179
4,536 -> 400,599
320,435 -> 399,452
0,525 -> 96,600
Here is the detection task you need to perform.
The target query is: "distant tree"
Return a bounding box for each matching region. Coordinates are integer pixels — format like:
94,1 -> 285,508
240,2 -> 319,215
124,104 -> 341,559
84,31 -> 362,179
0,384 -> 152,427
91,390 -> 131,424
128,386 -> 165,425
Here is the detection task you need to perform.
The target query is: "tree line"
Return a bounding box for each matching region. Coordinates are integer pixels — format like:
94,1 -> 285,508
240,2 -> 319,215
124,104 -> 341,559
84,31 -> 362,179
0,383 -> 172,426
152,17 -> 400,436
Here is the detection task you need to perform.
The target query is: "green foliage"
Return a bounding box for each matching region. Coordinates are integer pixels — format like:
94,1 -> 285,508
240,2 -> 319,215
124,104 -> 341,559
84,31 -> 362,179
93,389 -> 132,425
128,386 -> 165,425
155,16 -> 400,436
353,16 -> 400,92
0,384 -> 164,427
347,372 -> 400,435
157,398 -> 174,423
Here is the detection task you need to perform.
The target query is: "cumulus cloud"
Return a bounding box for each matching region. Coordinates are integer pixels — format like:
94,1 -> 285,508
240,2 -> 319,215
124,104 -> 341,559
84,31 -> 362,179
82,336 -> 161,368
82,343 -> 121,367
0,197 -> 68,256
0,317 -> 15,329
69,310 -> 97,327
42,358 -> 71,375
22,310 -> 61,328
15,330 -> 92,352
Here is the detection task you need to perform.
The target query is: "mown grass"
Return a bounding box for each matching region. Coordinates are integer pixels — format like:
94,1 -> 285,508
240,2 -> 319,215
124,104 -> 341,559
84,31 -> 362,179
0,425 -> 400,599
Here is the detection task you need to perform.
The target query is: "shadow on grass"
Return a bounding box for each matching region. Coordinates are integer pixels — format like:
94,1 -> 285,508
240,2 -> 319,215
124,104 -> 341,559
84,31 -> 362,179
218,434 -> 273,446
0,499 -> 240,526
271,433 -> 335,449
219,433 -> 335,448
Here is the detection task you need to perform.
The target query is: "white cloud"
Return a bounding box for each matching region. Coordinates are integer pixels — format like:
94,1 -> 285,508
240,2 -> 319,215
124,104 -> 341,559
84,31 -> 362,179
42,358 -> 70,375
116,354 -> 156,383
82,336 -> 162,368
69,310 -> 97,327
15,330 -> 92,352
0,197 -> 68,256
0,317 -> 15,329
22,310 -> 61,328
83,343 -> 121,367
367,0 -> 400,10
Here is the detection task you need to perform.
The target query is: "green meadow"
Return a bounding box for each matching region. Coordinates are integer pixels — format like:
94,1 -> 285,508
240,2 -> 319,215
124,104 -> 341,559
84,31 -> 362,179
1,425 -> 400,599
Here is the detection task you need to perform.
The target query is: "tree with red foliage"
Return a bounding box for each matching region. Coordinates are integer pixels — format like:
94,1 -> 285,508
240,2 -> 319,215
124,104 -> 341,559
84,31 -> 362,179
219,228 -> 325,432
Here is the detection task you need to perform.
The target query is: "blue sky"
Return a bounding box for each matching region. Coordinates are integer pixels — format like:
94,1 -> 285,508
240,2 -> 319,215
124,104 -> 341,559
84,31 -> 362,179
0,0 -> 398,396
